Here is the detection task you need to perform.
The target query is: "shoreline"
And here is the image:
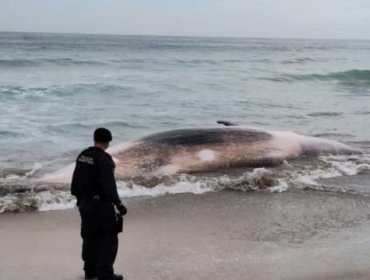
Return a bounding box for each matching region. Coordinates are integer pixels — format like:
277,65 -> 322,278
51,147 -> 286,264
1,190 -> 370,280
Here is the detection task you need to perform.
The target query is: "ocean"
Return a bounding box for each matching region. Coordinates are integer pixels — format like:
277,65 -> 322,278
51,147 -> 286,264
0,31 -> 370,212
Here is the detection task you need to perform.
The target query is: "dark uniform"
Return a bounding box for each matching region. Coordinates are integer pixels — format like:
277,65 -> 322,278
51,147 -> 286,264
71,146 -> 126,280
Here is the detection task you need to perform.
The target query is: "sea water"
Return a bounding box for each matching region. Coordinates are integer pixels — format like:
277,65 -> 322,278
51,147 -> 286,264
0,32 -> 370,211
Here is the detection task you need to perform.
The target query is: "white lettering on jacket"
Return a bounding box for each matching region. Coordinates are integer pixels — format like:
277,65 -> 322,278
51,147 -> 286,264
78,155 -> 94,165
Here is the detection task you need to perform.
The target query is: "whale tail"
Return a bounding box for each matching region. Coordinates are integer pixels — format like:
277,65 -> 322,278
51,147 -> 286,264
298,135 -> 360,155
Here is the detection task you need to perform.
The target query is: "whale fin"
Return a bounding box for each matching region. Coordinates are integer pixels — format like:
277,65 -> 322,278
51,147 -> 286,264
217,120 -> 239,126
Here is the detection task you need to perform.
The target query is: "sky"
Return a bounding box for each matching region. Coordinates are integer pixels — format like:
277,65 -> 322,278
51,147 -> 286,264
0,0 -> 369,39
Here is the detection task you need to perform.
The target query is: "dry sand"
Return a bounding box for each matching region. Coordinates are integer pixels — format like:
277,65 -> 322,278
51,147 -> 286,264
1,190 -> 370,280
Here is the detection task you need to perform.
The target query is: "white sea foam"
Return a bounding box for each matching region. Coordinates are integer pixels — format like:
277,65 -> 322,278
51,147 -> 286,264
265,154 -> 370,192
38,191 -> 77,211
320,155 -> 370,176
36,177 -> 215,212
296,174 -> 318,186
0,190 -> 76,213
26,162 -> 43,177
1,153 -> 370,213
117,180 -> 214,198
268,180 -> 289,193
0,162 -> 43,182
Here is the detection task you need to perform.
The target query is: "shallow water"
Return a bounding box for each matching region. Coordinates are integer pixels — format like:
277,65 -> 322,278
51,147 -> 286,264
0,32 -> 370,211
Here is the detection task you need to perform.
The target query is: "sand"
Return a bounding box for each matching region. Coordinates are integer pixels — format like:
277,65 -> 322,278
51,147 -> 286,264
1,190 -> 370,280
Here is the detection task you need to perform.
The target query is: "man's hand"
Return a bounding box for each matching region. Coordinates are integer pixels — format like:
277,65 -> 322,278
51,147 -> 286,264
116,203 -> 127,216
76,196 -> 81,207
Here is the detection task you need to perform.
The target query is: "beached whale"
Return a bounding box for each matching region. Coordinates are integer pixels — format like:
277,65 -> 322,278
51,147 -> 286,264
40,121 -> 358,184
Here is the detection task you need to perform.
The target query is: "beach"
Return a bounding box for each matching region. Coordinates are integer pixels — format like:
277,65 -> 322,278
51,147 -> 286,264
1,32 -> 370,280
2,189 -> 370,280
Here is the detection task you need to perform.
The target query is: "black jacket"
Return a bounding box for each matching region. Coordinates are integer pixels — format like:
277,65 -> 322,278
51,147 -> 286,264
71,146 -> 121,206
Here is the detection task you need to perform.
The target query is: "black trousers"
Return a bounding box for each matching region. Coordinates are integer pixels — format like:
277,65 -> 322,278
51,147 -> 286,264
79,198 -> 119,278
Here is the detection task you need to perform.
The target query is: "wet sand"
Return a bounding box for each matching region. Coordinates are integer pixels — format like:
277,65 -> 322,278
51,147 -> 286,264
1,190 -> 370,280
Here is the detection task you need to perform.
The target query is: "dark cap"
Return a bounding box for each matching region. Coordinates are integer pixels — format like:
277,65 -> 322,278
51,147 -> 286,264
94,128 -> 112,143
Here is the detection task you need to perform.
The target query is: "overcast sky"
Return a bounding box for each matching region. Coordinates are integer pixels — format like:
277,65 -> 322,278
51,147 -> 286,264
1,0 -> 369,39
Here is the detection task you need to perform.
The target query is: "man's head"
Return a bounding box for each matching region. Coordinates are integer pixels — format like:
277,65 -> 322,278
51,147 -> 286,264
94,128 -> 112,150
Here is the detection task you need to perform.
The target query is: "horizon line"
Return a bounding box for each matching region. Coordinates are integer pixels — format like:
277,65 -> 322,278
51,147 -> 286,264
1,30 -> 370,42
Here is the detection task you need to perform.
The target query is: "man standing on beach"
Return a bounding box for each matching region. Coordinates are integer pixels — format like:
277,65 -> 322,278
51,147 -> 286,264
71,128 -> 127,280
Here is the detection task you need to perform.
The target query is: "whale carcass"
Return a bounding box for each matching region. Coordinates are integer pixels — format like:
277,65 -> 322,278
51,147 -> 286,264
39,121 -> 358,184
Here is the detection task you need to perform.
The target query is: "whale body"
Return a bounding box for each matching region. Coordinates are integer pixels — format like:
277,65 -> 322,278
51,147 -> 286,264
40,123 -> 358,184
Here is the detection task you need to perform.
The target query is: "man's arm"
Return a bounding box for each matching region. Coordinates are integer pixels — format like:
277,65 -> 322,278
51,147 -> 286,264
99,156 -> 127,215
98,156 -> 122,207
71,163 -> 81,206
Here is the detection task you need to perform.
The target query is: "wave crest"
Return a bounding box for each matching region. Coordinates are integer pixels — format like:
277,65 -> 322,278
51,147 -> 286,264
267,69 -> 370,87
0,58 -> 106,68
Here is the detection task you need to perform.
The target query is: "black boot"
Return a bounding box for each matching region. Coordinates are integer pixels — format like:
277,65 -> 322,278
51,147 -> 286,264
98,274 -> 124,280
85,273 -> 97,279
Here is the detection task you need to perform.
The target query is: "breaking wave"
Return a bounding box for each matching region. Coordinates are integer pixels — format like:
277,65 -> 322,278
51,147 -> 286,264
0,83 -> 131,99
308,112 -> 343,117
266,69 -> 370,87
1,153 -> 370,213
0,58 -> 106,68
280,58 -> 315,64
